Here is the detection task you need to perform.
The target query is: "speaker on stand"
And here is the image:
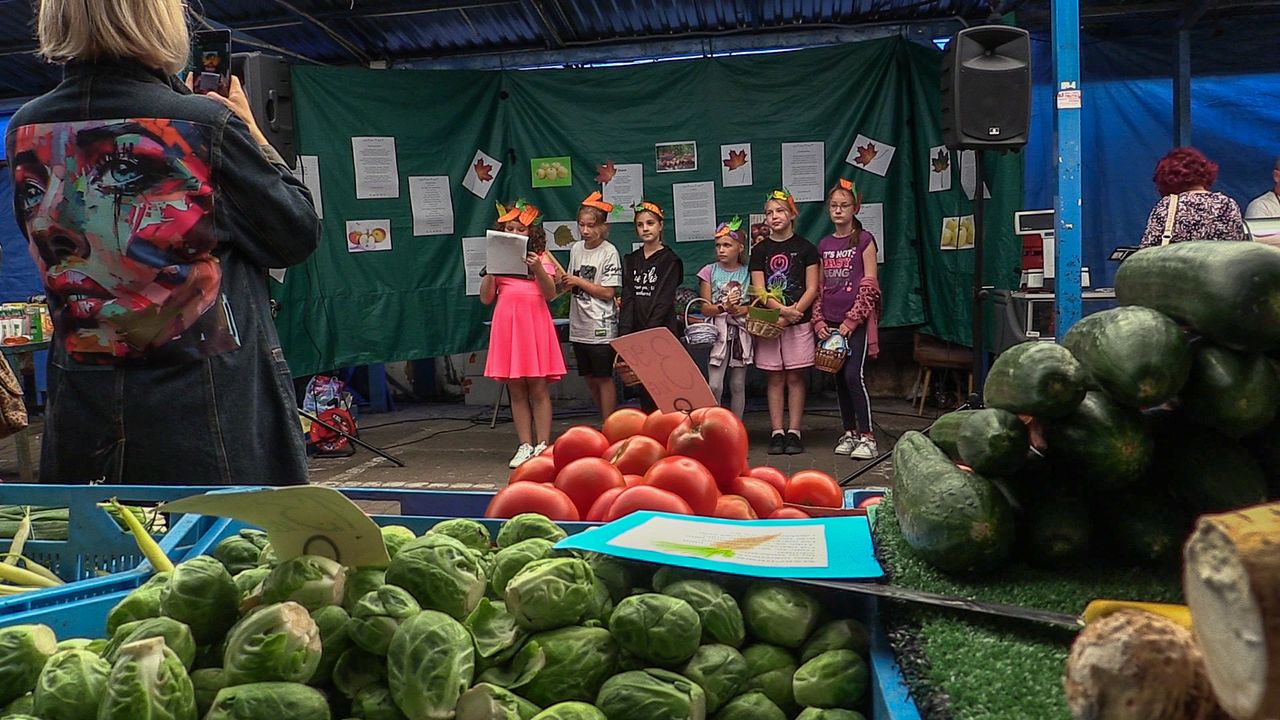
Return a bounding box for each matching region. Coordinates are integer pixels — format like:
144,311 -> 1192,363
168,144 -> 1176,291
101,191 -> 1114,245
230,52 -> 296,168
940,25 -> 1031,405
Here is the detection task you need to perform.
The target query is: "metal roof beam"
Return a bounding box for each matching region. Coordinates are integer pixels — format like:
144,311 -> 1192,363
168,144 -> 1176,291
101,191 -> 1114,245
522,0 -> 566,48
269,0 -> 373,64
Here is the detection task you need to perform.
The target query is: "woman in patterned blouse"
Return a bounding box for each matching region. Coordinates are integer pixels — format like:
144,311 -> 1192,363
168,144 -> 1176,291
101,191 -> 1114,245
1139,147 -> 1249,247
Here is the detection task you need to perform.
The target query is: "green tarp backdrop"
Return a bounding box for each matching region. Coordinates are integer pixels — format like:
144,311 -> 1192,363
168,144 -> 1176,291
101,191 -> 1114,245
278,37 -> 1022,376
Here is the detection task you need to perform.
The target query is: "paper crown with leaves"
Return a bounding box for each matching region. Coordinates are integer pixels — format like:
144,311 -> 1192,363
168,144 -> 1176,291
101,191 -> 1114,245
496,199 -> 542,226
832,178 -> 864,215
581,191 -> 615,214
633,200 -> 665,219
766,188 -> 799,217
714,216 -> 744,242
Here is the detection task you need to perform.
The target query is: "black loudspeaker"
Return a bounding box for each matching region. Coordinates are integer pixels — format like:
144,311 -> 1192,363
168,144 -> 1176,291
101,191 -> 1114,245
940,26 -> 1031,150
230,52 -> 295,167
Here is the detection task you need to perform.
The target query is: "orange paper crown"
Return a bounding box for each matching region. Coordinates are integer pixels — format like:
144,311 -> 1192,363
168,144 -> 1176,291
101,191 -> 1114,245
633,201 -> 665,219
496,199 -> 542,226
834,178 -> 864,215
767,188 -> 799,217
581,191 -> 614,214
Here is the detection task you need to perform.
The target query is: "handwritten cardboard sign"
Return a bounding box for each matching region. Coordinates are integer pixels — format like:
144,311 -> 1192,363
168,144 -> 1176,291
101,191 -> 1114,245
611,328 -> 717,413
162,486 -> 391,568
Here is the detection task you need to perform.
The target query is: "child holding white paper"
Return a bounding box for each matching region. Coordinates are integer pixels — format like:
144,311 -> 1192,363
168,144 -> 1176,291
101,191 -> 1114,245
697,217 -> 752,417
480,199 -> 566,468
618,200 -> 684,413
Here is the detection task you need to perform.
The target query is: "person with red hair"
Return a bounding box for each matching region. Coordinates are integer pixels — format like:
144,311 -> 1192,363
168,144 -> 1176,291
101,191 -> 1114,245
1139,147 -> 1248,247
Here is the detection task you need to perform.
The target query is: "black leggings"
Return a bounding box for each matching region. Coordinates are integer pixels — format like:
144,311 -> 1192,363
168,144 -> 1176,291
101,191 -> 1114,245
834,323 -> 872,434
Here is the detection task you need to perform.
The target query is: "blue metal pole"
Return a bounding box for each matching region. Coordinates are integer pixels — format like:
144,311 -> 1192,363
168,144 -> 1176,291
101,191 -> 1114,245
1052,0 -> 1083,339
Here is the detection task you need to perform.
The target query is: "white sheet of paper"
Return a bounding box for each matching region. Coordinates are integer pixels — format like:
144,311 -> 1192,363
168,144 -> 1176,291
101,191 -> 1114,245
603,163 -> 643,223
486,229 -> 530,276
462,236 -> 486,295
720,143 -> 753,188
408,176 -> 453,236
608,515 -> 829,569
544,220 -> 581,251
352,137 -> 399,199
346,220 -> 392,253
463,149 -> 502,199
781,141 -> 825,202
268,268 -> 287,284
961,150 -> 977,200
298,155 -> 323,219
673,181 -> 717,243
928,145 -> 952,193
859,203 -> 886,264
846,134 -> 896,177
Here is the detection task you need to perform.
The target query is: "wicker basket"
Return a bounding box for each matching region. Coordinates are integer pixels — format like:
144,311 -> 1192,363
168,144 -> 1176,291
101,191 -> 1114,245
746,314 -> 783,340
815,346 -> 847,374
682,297 -> 719,347
614,358 -> 642,386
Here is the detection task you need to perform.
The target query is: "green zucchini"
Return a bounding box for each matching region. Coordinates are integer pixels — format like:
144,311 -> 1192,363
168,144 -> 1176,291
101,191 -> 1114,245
956,408 -> 1028,477
926,410 -> 977,461
1094,492 -> 1188,566
1021,492 -> 1091,568
1043,391 -> 1153,493
1061,306 -> 1191,408
1181,343 -> 1280,437
983,342 -> 1086,418
1153,424 -> 1267,515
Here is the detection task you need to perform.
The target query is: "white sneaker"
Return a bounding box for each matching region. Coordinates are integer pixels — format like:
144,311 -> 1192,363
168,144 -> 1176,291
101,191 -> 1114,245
850,435 -> 878,460
533,442 -> 548,457
508,444 -> 536,468
834,432 -> 857,455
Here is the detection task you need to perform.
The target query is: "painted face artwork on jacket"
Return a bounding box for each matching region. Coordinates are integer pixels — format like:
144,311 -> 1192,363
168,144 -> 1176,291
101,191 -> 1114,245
12,118 -> 239,363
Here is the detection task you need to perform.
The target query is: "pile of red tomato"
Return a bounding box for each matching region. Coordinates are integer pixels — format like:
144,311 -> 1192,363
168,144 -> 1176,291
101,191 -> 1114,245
484,407 -> 846,522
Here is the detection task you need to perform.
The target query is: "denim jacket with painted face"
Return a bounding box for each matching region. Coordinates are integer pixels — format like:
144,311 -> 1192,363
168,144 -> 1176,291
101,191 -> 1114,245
5,57 -> 319,485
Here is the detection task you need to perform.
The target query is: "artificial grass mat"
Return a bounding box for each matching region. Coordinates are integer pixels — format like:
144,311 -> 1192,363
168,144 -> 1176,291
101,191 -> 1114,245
872,495 -> 1183,719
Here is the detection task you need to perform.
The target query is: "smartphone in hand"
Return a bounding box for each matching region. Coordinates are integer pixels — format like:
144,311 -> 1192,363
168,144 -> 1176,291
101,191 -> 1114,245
192,30 -> 232,96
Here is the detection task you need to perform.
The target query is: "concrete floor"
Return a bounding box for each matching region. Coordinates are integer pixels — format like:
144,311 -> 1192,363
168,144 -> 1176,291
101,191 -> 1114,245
0,395 -> 937,492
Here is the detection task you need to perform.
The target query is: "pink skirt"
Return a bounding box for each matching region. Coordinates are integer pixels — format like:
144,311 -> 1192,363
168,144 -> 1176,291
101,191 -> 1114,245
485,286 -> 565,382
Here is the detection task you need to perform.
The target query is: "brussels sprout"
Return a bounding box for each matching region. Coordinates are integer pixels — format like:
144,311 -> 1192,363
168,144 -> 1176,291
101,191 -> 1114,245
387,610 -> 475,720
342,567 -> 387,612
800,620 -> 870,663
0,624 -> 56,707
204,682 -> 329,720
54,638 -> 93,653
192,638 -> 228,671
5,692 -> 33,715
504,559 -> 594,632
233,567 -> 271,601
742,584 -> 821,649
431,519 -> 492,552
106,572 -> 170,636
380,526 -> 417,559
496,514 -> 566,548
191,668 -> 226,718
792,650 -> 868,709
32,648 -> 109,720
99,637 -> 196,720
595,669 -> 707,720
455,682 -> 540,720
238,528 -> 270,549
489,539 -> 554,597
386,534 -> 486,620
582,554 -> 633,605
310,605 -> 353,687
517,627 -> 618,708
333,648 -> 385,699
159,556 -> 239,645
222,601 -> 322,686
104,617 -> 196,670
257,544 -> 278,567
742,644 -> 798,715
260,555 -> 347,611
795,709 -> 867,720
2,713 -> 38,720
582,576 -> 613,624
350,585 -> 421,655
477,638 -> 546,690
352,683 -> 408,720
608,593 -> 701,667
465,599 -> 524,666
713,691 -> 786,720
652,566 -> 725,592
682,644 -> 749,713
662,580 -> 746,648
616,649 -> 646,672
212,536 -> 262,576
530,702 -> 606,720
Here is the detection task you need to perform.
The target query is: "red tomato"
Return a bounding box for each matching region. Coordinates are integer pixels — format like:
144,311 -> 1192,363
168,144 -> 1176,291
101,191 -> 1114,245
714,495 -> 758,520
603,408 -> 647,444
623,474 -> 646,487
604,436 -> 666,476
485,483 -> 580,521
540,445 -> 554,458
553,426 -> 611,471
784,470 -> 843,509
553,457 -> 625,517
639,410 -> 687,445
586,487 -> 625,522
642,456 -> 720,516
857,496 -> 883,509
726,476 -> 784,518
604,486 -> 694,521
666,408 -> 750,493
767,507 -> 811,519
746,466 -> 789,495
508,456 -> 556,484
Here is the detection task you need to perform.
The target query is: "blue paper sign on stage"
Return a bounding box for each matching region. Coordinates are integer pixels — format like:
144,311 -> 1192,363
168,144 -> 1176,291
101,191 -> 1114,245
555,511 -> 884,580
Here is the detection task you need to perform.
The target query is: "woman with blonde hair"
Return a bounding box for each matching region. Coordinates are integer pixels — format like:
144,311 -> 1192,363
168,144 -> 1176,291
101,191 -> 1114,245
5,0 -> 320,484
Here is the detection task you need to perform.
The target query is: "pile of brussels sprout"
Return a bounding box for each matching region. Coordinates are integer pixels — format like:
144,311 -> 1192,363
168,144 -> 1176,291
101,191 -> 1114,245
0,513 -> 873,720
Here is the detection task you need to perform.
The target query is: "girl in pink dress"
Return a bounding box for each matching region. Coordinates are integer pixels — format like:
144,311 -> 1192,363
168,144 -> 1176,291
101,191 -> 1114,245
480,200 -> 567,468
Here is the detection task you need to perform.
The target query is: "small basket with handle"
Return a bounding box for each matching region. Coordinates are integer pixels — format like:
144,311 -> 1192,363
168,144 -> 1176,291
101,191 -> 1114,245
745,304 -> 783,340
815,331 -> 849,374
682,297 -> 720,347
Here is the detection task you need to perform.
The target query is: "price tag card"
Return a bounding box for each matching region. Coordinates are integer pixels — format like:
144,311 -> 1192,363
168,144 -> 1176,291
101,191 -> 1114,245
611,328 -> 717,413
162,486 -> 391,568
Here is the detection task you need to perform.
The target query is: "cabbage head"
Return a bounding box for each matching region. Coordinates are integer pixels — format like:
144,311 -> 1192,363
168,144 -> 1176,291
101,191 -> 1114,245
333,647 -> 385,699
741,644 -> 798,715
189,668 -> 225,718
381,525 -> 417,559
792,650 -> 868,709
387,610 -> 475,720
530,702 -> 606,720
504,558 -> 594,632
465,599 -> 524,668
98,637 -> 196,720
159,556 -> 239,645
595,669 -> 706,720
385,533 -> 486,620
0,624 -> 57,708
662,580 -> 745,648
309,605 -> 353,687
713,691 -> 785,720
352,683 -> 407,720
489,539 -> 554,597
796,709 -> 867,720
608,593 -> 701,666
741,584 -> 821,650
104,617 -> 196,670
350,585 -> 421,655
455,683 -> 540,720
32,648 -> 109,720
106,572 -> 170,636
260,555 -> 347,611
800,620 -> 870,663
582,554 -> 633,605
233,567 -> 271,601
204,682 -> 329,720
5,692 -> 33,715
54,638 -> 93,653
211,536 -> 263,576
516,626 -> 618,708
681,644 -> 749,713
257,544 -> 278,567
222,601 -> 322,686
342,567 -> 387,612
430,519 -> 492,552
496,514 -> 566,548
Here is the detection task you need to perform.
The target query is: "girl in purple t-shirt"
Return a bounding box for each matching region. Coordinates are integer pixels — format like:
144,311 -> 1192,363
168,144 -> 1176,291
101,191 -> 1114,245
812,181 -> 881,460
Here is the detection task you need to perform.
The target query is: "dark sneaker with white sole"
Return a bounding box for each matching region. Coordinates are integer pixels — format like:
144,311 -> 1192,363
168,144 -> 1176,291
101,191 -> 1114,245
785,431 -> 805,455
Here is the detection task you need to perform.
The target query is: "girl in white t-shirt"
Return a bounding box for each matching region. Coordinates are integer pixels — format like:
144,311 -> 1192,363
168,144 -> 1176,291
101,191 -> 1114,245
697,218 -> 752,417
561,192 -> 623,419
